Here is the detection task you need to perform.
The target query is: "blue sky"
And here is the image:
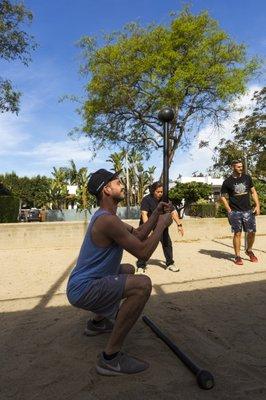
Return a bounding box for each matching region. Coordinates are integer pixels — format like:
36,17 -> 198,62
0,0 -> 265,179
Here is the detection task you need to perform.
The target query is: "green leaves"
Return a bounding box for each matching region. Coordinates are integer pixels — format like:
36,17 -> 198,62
76,7 -> 260,172
0,0 -> 36,113
169,181 -> 212,207
212,87 -> 266,177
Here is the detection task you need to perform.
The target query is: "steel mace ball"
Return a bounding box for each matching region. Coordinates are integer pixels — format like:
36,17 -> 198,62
196,370 -> 215,390
158,107 -> 175,123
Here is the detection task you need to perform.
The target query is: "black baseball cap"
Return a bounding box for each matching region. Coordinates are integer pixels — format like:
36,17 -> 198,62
88,169 -> 121,196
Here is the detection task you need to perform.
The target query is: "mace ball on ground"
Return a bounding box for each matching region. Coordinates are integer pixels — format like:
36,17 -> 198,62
196,370 -> 215,390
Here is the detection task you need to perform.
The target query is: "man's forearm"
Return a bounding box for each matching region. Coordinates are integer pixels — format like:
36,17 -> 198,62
252,191 -> 260,208
135,211 -> 159,240
220,196 -> 231,212
139,220 -> 167,260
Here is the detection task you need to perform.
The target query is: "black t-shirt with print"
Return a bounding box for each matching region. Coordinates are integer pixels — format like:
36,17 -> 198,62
220,174 -> 254,211
139,194 -> 159,224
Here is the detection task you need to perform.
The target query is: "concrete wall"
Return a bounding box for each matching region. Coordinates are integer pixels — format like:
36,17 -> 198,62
0,216 -> 265,250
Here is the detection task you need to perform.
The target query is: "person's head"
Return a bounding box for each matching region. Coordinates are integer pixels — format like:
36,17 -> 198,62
231,160 -> 243,175
149,181 -> 163,200
88,169 -> 124,205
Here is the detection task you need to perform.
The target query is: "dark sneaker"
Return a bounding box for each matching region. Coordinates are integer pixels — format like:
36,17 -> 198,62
245,250 -> 258,263
84,318 -> 114,336
136,261 -> 147,273
234,256 -> 243,265
96,351 -> 149,376
166,263 -> 180,272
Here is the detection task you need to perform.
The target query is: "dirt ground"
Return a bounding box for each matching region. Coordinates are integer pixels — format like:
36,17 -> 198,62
1,235 -> 266,400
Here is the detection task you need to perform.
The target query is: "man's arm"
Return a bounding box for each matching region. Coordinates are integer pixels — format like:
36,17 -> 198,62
220,196 -> 231,213
104,213 -> 172,260
251,187 -> 260,215
220,181 -> 231,213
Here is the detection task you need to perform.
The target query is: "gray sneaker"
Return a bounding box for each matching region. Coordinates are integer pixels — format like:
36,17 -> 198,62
166,263 -> 180,272
84,318 -> 114,336
96,351 -> 149,376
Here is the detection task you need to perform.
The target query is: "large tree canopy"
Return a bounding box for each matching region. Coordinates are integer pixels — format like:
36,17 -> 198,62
0,0 -> 35,113
77,8 -> 259,170
212,87 -> 266,177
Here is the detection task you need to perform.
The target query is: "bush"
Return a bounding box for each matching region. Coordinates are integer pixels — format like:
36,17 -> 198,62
0,196 -> 20,223
253,179 -> 266,215
189,203 -> 217,218
216,203 -> 228,218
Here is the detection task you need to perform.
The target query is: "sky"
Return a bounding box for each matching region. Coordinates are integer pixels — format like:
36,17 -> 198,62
0,0 -> 265,180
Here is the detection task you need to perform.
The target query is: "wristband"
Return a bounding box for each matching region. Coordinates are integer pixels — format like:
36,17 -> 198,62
177,224 -> 182,227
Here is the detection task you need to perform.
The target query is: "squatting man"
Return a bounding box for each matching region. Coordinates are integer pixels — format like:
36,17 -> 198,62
67,169 -> 173,376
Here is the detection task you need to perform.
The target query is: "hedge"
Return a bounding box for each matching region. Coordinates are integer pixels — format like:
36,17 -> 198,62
188,203 -> 217,218
0,196 -> 20,223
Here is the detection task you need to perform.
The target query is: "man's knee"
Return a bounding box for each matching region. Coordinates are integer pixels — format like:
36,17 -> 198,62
138,275 -> 152,297
247,231 -> 255,237
120,263 -> 135,275
234,231 -> 242,238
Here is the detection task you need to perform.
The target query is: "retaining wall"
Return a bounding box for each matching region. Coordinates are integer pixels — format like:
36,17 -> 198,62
0,216 -> 265,250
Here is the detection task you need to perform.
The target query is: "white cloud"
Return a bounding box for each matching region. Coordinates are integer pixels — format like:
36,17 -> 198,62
0,81 -> 262,178
18,138 -> 94,165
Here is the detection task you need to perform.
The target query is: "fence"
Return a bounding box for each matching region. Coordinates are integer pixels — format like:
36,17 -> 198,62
44,206 -> 141,222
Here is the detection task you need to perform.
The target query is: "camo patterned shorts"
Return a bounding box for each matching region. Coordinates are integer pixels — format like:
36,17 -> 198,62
228,210 -> 256,233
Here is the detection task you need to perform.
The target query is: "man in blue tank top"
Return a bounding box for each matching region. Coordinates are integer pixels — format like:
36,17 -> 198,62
67,168 -> 173,376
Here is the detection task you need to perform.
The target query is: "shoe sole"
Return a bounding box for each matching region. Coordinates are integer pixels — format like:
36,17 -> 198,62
84,328 -> 113,337
167,267 -> 180,272
96,365 -> 148,376
96,365 -> 124,376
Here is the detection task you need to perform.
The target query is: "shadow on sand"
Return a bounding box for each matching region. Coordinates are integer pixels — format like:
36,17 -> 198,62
1,260 -> 266,400
198,249 -> 234,261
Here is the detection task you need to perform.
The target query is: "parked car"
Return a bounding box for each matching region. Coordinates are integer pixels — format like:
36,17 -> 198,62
18,209 -> 29,222
27,208 -> 41,222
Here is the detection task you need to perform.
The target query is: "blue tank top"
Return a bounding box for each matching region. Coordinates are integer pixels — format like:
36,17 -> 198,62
67,209 -> 123,304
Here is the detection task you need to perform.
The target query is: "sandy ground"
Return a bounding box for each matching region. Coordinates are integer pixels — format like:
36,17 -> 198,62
1,235 -> 266,400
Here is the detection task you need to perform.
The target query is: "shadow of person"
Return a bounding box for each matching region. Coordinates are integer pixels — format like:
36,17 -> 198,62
147,258 -> 166,270
199,249 -> 234,261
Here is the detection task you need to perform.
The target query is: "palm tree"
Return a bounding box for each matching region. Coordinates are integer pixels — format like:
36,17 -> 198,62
106,150 -> 127,206
49,167 -> 68,209
128,151 -> 156,205
67,159 -> 79,185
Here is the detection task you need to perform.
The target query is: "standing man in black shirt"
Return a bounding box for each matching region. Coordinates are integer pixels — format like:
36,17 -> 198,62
220,160 -> 260,265
136,181 -> 184,272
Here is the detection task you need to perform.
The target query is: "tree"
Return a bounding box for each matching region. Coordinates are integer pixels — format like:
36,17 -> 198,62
106,149 -> 156,205
48,167 -> 68,210
0,172 -> 52,207
128,150 -> 155,204
75,7 -> 259,174
169,181 -> 212,210
0,0 -> 36,113
212,87 -> 266,177
75,167 -> 95,211
0,181 -> 11,195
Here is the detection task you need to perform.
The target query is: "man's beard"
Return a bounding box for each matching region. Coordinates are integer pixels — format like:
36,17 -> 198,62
113,192 -> 124,203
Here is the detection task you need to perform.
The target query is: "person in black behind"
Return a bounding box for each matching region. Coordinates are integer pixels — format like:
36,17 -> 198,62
220,160 -> 260,265
136,181 -> 184,272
